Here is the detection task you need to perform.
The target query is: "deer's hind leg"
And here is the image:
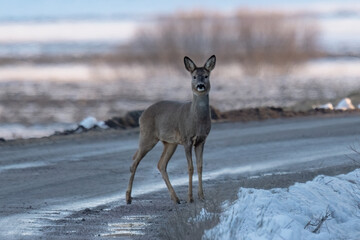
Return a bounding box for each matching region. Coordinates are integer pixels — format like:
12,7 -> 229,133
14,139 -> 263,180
157,142 -> 179,203
126,134 -> 158,204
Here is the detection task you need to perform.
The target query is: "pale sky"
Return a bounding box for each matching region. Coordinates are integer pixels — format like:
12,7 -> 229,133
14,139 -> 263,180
0,0 -> 359,19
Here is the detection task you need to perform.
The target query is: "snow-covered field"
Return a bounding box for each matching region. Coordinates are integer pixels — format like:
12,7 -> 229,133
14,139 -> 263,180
204,169 -> 360,240
1,59 -> 360,107
0,123 -> 74,140
1,59 -> 360,139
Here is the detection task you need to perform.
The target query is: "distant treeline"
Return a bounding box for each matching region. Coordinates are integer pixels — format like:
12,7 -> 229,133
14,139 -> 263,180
117,10 -> 320,71
0,10 -> 321,73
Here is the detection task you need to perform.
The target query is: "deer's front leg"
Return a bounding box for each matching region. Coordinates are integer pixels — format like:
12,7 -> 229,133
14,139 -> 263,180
184,144 -> 194,203
195,141 -> 205,200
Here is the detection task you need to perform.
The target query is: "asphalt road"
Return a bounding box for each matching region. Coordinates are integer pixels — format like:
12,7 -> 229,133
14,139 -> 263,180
1,115 -> 360,239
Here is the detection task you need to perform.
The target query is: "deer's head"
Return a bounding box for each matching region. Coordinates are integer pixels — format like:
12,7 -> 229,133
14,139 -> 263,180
184,55 -> 216,96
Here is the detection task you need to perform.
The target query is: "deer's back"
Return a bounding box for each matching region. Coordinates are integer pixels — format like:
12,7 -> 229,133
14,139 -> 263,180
139,101 -> 191,144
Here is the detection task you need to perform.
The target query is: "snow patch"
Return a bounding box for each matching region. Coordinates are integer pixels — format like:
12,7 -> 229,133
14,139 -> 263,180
335,98 -> 355,110
204,169 -> 360,240
79,116 -> 97,129
79,116 -> 108,129
314,102 -> 334,110
96,121 -> 108,129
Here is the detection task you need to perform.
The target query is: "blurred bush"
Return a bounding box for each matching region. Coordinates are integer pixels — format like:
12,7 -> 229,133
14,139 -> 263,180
234,11 -> 319,73
118,10 -> 320,73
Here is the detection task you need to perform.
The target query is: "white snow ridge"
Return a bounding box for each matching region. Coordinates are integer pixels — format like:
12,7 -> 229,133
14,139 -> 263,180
204,169 -> 360,240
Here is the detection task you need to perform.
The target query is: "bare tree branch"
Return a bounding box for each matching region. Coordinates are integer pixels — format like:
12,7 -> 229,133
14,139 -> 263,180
304,207 -> 332,233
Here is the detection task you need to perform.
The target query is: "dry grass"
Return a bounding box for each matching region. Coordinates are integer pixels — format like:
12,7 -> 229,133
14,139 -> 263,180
158,199 -> 222,240
304,207 -> 333,234
234,10 -> 320,74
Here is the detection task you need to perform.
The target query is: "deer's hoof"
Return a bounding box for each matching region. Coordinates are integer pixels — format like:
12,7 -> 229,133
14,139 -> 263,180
198,193 -> 205,201
172,196 -> 180,204
188,197 -> 194,203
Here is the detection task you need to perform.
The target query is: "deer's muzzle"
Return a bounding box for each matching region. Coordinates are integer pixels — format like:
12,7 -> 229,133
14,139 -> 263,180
196,84 -> 206,92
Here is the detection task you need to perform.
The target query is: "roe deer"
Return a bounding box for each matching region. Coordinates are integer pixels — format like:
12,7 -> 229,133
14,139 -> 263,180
126,55 -> 216,204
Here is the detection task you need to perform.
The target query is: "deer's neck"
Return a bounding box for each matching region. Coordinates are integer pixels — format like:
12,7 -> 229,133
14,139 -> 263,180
191,93 -> 210,122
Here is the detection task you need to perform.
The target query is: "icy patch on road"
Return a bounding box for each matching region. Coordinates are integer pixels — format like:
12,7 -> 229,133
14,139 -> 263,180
204,169 -> 360,240
0,161 -> 47,172
188,208 -> 215,223
100,215 -> 155,237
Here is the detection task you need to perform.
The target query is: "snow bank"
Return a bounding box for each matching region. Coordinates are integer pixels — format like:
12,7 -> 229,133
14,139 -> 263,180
335,98 -> 355,110
204,169 -> 360,240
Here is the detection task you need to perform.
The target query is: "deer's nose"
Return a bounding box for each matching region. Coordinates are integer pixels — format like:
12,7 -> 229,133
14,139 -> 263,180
196,83 -> 206,92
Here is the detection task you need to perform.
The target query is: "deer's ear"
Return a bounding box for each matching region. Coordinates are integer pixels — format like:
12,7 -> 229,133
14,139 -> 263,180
184,56 -> 196,72
204,55 -> 216,71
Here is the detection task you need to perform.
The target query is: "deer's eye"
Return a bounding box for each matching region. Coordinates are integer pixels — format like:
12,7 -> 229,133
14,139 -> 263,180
204,76 -> 208,79
193,76 -> 196,79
